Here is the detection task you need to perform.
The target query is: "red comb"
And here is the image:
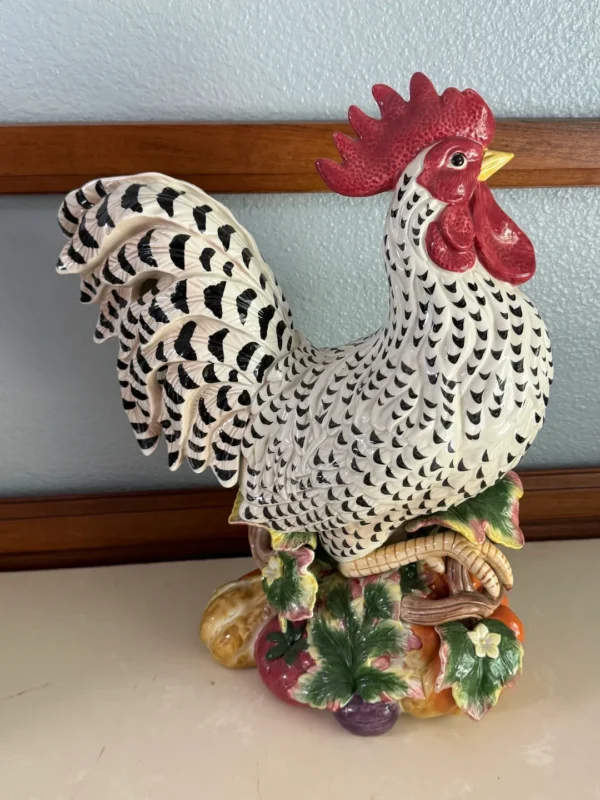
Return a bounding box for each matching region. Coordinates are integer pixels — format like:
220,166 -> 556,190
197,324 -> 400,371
316,73 -> 495,197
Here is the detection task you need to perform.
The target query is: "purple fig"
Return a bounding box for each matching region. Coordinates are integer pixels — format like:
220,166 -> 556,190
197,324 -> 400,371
334,695 -> 399,736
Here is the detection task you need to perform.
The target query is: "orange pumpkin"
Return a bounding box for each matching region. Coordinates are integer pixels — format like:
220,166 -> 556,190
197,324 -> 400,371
489,604 -> 525,643
401,625 -> 458,718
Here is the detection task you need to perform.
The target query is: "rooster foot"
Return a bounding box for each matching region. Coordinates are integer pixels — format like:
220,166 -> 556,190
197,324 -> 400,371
339,530 -> 512,601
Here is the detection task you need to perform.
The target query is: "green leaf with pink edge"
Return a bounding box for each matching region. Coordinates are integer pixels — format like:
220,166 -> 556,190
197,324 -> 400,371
435,620 -> 523,721
293,578 -> 421,710
269,528 -> 317,552
405,471 -> 525,549
261,547 -> 318,622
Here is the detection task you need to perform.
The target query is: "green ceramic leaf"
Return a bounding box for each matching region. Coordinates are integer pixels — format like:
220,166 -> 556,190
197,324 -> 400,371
354,665 -> 408,703
309,613 -> 355,671
269,529 -> 318,552
265,642 -> 289,661
435,622 -> 478,689
283,638 -> 308,666
357,621 -> 403,663
436,619 -> 523,720
265,621 -> 309,664
265,631 -> 286,644
293,578 -> 418,710
294,661 -> 354,710
363,581 -> 395,622
326,583 -> 355,621
399,562 -> 426,595
261,548 -> 318,622
406,471 -> 525,549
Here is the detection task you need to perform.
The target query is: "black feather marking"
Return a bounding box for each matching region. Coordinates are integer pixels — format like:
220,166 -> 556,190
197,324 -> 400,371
136,229 -> 157,267
198,247 -> 215,272
214,466 -> 237,482
207,328 -> 229,362
130,385 -> 148,402
202,364 -> 219,383
254,354 -> 275,383
136,350 -> 152,375
61,201 -> 79,225
235,288 -> 257,324
174,320 -> 197,360
204,281 -> 227,318
75,189 -> 94,209
164,380 -> 184,405
149,298 -> 169,324
216,385 -> 233,412
78,220 -> 99,249
217,224 -> 236,251
137,435 -> 159,450
67,243 -> 86,265
198,397 -> 217,425
275,320 -> 286,350
193,204 -> 212,232
237,341 -> 260,370
102,260 -> 125,286
157,186 -> 183,217
131,421 -> 149,433
242,247 -> 253,268
212,438 -> 236,461
121,183 -> 144,213
169,233 -> 190,270
98,312 -> 114,333
116,245 -> 135,276
170,280 -> 189,314
258,305 -> 276,340
119,320 -> 135,340
155,341 -> 167,363
177,365 -> 199,390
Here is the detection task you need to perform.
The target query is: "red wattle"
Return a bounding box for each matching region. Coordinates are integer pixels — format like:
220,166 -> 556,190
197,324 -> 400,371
425,205 -> 476,273
471,182 -> 536,285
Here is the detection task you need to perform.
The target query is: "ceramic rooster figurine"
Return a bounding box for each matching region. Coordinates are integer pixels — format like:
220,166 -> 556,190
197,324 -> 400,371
56,74 -> 551,734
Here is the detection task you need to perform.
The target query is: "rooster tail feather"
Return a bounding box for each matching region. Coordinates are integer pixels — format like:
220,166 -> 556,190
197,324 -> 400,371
57,173 -> 297,487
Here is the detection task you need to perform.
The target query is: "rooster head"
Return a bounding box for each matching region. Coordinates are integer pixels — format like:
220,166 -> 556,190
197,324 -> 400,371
316,73 -> 535,286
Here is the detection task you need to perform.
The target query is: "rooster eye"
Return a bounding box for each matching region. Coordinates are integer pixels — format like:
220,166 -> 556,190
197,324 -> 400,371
449,153 -> 466,168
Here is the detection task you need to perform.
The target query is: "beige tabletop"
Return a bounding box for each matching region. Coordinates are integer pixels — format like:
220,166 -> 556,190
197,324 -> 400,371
1,540 -> 599,800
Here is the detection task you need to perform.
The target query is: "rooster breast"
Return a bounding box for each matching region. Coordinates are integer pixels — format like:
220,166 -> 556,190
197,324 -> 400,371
237,159 -> 552,562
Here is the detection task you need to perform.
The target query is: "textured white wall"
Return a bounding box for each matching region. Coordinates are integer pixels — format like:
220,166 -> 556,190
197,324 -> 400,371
1,0 -> 598,122
0,0 -> 598,495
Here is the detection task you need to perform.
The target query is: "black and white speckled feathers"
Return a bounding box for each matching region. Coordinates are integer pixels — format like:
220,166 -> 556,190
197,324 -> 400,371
57,159 -> 552,563
235,151 -> 552,560
57,173 -> 298,487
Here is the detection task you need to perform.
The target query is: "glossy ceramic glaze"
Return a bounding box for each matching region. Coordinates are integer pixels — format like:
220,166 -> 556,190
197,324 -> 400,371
55,72 -> 552,735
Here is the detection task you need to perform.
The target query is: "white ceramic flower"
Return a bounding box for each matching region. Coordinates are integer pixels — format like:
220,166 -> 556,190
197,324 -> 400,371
262,554 -> 283,586
467,623 -> 501,659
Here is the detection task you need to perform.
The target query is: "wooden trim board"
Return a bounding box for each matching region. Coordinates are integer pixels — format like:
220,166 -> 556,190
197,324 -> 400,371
1,119 -> 599,194
0,468 -> 598,571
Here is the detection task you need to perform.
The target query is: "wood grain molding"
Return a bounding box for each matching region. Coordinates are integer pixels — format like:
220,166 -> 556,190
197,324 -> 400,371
0,468 -> 598,571
1,118 -> 599,194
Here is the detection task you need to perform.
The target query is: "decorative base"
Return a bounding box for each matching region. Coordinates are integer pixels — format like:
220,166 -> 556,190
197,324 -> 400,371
200,544 -> 524,735
201,473 -> 527,735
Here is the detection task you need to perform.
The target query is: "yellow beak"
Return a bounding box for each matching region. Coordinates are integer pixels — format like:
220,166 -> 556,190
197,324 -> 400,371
478,149 -> 514,181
